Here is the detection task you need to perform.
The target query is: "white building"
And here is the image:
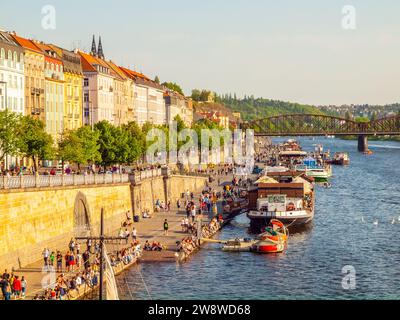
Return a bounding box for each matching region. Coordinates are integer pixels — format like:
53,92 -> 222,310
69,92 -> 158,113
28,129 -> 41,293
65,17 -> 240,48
79,50 -> 115,125
120,67 -> 166,126
0,31 -> 25,115
0,31 -> 25,170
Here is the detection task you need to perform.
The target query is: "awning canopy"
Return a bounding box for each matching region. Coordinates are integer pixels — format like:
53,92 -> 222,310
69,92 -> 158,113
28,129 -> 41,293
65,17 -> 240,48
255,176 -> 279,184
293,176 -> 313,194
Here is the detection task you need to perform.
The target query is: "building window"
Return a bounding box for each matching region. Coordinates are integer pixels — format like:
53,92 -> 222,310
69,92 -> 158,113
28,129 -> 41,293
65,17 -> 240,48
84,78 -> 89,87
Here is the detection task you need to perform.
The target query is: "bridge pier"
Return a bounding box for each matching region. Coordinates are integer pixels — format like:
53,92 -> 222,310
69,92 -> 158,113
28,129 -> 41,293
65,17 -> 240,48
357,135 -> 368,153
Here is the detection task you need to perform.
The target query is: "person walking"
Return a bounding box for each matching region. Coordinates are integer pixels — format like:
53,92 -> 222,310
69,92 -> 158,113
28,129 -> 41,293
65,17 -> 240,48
163,219 -> 169,236
3,278 -> 11,301
131,227 -> 137,241
42,248 -> 50,266
49,251 -> 55,266
56,251 -> 63,272
21,276 -> 27,299
82,250 -> 90,270
69,238 -> 75,254
12,276 -> 21,299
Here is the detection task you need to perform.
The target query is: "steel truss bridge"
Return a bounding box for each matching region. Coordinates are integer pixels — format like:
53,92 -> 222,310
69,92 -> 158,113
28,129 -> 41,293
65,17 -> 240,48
241,114 -> 400,151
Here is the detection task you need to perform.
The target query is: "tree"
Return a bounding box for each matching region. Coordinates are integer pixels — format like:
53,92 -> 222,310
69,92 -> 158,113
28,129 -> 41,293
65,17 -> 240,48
58,130 -> 86,172
154,75 -> 160,84
125,121 -> 145,158
0,110 -> 21,164
191,89 -> 201,102
174,115 -> 186,132
162,82 -> 184,95
17,116 -> 54,174
75,125 -> 101,166
95,121 -> 118,169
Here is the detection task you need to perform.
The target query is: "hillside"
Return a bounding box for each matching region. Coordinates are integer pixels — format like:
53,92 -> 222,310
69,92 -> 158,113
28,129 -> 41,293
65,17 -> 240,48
215,95 -> 325,121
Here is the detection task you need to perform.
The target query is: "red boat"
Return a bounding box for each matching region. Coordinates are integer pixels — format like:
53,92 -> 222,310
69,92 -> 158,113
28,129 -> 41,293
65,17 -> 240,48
251,219 -> 288,254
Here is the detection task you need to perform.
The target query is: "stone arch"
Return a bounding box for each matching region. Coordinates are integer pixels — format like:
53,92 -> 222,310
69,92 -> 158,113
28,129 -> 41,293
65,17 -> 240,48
73,192 -> 93,237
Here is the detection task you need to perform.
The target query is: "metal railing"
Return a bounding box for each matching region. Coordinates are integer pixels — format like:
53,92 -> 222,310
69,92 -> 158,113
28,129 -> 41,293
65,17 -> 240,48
0,173 -> 129,190
0,169 -> 165,190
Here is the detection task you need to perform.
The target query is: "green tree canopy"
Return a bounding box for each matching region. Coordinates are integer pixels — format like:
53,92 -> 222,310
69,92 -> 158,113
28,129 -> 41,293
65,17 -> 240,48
163,82 -> 184,95
0,110 -> 21,163
75,125 -> 101,165
17,116 -> 55,173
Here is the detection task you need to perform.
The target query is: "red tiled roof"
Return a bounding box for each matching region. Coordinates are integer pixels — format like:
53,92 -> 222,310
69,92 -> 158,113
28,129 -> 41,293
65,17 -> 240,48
119,66 -> 149,81
78,51 -> 98,72
10,34 -> 43,54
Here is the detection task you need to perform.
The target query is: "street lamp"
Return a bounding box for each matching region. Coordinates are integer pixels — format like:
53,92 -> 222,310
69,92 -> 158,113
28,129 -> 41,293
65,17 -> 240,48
0,81 -> 8,171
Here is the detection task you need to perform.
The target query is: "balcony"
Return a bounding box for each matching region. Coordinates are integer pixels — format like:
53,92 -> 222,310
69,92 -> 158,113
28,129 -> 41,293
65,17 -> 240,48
30,87 -> 43,96
31,108 -> 41,115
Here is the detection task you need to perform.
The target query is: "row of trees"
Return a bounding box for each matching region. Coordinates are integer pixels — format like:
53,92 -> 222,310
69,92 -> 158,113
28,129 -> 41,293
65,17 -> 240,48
0,110 -> 225,172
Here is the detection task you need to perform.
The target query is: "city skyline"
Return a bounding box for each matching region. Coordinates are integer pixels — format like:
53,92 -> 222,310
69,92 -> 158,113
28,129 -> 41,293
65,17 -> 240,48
1,0 -> 400,106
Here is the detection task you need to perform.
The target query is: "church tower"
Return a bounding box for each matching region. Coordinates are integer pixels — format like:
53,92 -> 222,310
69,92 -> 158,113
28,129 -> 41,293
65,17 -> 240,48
98,36 -> 104,60
90,35 -> 97,56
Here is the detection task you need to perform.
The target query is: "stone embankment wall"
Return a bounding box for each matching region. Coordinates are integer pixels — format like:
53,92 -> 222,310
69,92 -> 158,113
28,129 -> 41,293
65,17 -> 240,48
0,174 -> 207,271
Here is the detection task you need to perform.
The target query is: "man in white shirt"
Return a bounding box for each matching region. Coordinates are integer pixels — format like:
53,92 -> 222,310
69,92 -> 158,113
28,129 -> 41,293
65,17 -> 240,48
131,227 -> 137,240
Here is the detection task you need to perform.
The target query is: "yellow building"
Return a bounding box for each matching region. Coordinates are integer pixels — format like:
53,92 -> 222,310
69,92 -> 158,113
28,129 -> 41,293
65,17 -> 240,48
10,33 -> 46,123
49,45 -> 84,130
35,42 -> 65,141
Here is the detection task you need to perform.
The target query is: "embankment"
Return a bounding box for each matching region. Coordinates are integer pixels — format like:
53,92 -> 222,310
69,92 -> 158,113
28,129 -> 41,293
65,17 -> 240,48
0,174 -> 207,271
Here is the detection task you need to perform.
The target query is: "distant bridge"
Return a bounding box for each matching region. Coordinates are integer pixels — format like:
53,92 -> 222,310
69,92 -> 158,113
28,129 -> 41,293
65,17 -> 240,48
241,114 -> 400,152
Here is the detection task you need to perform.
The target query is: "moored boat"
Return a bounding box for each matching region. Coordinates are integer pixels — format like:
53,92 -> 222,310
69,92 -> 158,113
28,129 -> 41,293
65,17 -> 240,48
295,157 -> 332,182
247,171 -> 315,230
330,152 -> 350,165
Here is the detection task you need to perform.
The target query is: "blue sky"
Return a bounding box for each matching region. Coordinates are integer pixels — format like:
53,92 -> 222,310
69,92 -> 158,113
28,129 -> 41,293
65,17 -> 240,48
1,0 -> 399,105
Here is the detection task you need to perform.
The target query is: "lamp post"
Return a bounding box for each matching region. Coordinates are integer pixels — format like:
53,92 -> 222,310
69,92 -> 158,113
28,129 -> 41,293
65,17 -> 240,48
0,81 -> 8,171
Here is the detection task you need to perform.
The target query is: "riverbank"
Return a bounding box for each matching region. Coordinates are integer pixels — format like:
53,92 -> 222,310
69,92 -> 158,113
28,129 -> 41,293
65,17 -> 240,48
12,171 -> 242,300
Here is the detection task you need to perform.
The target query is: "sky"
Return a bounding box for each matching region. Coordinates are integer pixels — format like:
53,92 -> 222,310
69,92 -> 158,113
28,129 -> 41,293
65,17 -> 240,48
1,0 -> 399,106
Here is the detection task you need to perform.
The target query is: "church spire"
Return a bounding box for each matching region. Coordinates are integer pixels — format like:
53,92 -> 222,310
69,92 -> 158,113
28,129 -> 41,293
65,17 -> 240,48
90,35 -> 97,56
98,36 -> 104,60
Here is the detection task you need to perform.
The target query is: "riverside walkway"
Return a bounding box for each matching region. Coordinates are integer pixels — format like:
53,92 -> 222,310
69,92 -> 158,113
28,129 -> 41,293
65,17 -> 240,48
15,172 -> 235,300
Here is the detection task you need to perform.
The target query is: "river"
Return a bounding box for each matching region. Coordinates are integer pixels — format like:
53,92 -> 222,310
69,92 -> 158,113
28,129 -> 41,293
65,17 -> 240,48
117,137 -> 400,300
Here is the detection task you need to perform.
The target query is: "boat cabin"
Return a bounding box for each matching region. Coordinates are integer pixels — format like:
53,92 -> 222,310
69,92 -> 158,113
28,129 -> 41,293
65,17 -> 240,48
248,172 -> 314,211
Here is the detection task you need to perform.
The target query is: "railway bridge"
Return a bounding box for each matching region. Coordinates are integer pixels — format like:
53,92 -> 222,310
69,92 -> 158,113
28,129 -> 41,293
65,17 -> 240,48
241,114 -> 400,152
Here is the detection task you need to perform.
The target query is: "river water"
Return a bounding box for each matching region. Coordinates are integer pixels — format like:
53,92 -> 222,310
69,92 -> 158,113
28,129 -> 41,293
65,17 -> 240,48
117,137 -> 400,300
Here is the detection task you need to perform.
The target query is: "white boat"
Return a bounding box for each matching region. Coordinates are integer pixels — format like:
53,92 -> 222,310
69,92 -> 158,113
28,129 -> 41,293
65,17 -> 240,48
247,173 -> 315,229
295,157 -> 332,182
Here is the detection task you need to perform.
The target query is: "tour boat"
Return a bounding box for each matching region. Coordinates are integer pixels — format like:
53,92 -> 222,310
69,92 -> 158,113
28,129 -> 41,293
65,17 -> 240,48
295,157 -> 332,182
247,172 -> 315,230
330,152 -> 350,166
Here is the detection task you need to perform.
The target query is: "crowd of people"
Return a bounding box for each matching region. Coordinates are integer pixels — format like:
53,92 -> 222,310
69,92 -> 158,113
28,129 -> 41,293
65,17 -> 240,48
143,241 -> 164,252
31,217 -> 143,301
0,270 -> 27,300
